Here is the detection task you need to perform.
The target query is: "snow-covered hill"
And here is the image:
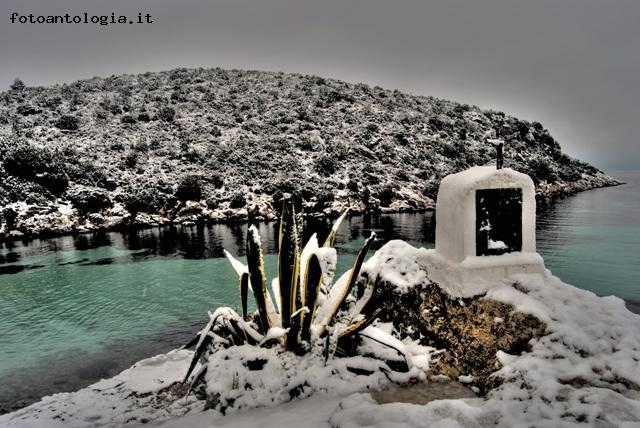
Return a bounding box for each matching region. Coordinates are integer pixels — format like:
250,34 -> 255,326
0,69 -> 619,240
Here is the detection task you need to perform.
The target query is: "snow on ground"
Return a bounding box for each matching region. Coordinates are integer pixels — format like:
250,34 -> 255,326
0,350 -> 204,428
143,395 -> 341,428
2,242 -> 640,427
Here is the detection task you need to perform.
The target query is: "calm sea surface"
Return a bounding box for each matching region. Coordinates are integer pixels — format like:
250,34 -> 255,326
1,172 -> 638,413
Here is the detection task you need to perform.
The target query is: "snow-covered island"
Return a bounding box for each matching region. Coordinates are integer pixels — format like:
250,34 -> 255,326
1,165 -> 638,427
0,68 -> 621,242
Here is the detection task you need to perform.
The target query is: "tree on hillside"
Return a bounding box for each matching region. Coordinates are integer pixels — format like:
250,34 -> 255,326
9,78 -> 25,92
175,175 -> 203,202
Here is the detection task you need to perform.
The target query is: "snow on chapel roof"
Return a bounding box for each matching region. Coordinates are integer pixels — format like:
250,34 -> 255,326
421,165 -> 544,297
438,166 -> 533,194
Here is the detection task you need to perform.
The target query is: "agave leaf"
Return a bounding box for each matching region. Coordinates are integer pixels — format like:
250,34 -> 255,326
264,289 -> 281,328
224,250 -> 249,281
323,209 -> 349,247
225,321 -> 246,346
301,253 -> 323,342
182,333 -> 200,350
236,318 -> 265,343
315,232 -> 376,337
348,274 -> 379,319
278,199 -> 301,344
314,247 -> 337,300
358,325 -> 410,371
186,364 -> 208,397
271,278 -> 281,314
258,326 -> 288,346
295,209 -> 305,313
288,307 -> 306,352
183,311 -> 219,383
227,317 -> 256,345
295,209 -> 305,260
182,333 -> 211,384
358,275 -> 382,320
312,270 -> 349,337
239,272 -> 249,320
299,233 -> 319,310
338,308 -> 382,339
246,225 -> 272,333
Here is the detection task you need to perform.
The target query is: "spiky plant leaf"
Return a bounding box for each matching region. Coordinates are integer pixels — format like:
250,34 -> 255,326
246,225 -> 273,333
278,199 -> 301,350
265,288 -> 281,328
357,275 -> 382,320
299,233 -> 319,312
314,247 -> 337,300
323,209 -> 349,247
258,326 -> 288,346
225,320 -> 248,346
186,364 -> 208,397
358,325 -> 410,371
337,308 -> 382,339
228,317 -> 257,345
315,232 -> 376,337
348,274 -> 380,320
182,332 -> 200,350
271,278 -> 281,314
183,311 -> 218,383
224,250 -> 249,279
239,272 -> 249,320
334,309 -> 382,357
301,253 -> 323,342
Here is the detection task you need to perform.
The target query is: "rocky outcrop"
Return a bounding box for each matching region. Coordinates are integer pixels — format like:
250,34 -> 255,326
366,276 -> 546,394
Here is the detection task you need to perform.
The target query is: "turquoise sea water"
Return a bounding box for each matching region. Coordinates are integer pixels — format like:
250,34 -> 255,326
536,171 -> 640,302
1,174 -> 638,412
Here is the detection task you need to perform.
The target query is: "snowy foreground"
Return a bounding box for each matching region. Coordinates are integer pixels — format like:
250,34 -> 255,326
2,242 -> 640,427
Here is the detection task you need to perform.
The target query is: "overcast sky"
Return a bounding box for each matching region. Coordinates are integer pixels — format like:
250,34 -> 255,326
1,0 -> 638,170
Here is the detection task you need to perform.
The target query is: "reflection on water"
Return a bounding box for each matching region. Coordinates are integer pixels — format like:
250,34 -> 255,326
0,213 -> 435,269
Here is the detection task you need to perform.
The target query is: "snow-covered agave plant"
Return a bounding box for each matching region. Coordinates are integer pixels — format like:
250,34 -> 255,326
182,199 -> 382,387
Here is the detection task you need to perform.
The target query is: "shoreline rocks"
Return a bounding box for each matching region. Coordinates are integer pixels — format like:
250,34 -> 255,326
0,175 -> 621,245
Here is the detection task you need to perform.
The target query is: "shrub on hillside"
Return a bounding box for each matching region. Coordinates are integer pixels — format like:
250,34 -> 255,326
229,192 -> 246,208
3,142 -> 57,179
121,114 -> 137,124
9,78 -> 25,92
527,157 -> 558,184
207,173 -> 224,189
16,104 -> 40,116
1,207 -> 18,230
314,154 -> 338,176
206,196 -> 219,210
122,187 -> 166,220
68,187 -> 112,213
55,115 -> 80,131
377,184 -> 396,206
0,141 -> 98,195
175,175 -> 203,202
158,106 -> 176,122
124,152 -> 138,168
